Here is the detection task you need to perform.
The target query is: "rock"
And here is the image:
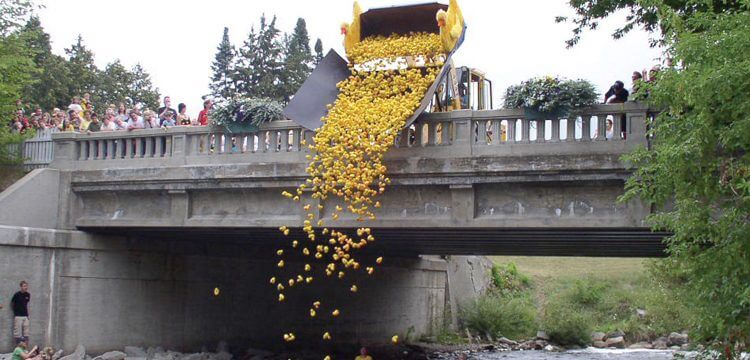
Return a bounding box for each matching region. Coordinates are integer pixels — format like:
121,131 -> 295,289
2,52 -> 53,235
680,344 -> 691,351
670,346 -> 681,350
628,342 -> 653,349
60,345 -> 86,360
590,332 -> 606,342
593,341 -> 607,349
497,337 -> 518,346
536,331 -> 550,341
215,341 -> 229,354
543,344 -> 562,352
607,330 -> 625,339
534,340 -> 547,349
668,332 -> 689,346
636,308 -> 647,318
181,354 -> 208,360
93,352 -> 126,360
519,340 -> 536,350
52,350 -> 65,360
123,348 -> 146,358
207,353 -> 231,360
653,337 -> 669,350
605,336 -> 625,348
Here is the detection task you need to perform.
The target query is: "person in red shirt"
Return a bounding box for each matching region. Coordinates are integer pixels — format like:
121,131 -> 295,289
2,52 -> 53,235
197,99 -> 213,126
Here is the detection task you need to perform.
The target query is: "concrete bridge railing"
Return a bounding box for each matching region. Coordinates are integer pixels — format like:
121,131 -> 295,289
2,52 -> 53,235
50,102 -> 650,171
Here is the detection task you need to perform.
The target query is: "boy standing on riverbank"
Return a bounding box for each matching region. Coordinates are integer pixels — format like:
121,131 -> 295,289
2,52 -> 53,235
11,281 -> 31,342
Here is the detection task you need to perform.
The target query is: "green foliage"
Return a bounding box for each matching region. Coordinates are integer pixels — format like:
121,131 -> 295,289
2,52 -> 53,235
280,18 -> 313,102
0,27 -> 37,124
209,97 -> 283,129
234,15 -> 285,101
542,300 -> 594,346
314,38 -> 324,65
0,0 -> 35,36
210,27 -> 236,101
569,279 -> 607,306
460,292 -> 538,340
502,76 -> 598,114
490,263 -> 531,295
616,4 -> 750,347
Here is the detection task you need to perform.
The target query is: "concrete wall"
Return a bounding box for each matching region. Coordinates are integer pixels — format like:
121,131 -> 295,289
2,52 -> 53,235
0,169 -> 60,229
0,226 -> 487,354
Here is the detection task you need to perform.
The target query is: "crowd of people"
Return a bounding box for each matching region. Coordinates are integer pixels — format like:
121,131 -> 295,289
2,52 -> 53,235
9,95 -> 214,135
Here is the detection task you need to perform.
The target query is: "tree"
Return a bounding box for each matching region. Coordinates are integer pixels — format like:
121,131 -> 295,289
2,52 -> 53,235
128,63 -> 160,109
97,60 -> 133,108
564,0 -> 750,351
19,16 -> 71,110
314,38 -> 324,65
0,0 -> 35,36
235,15 -> 284,100
280,18 -> 313,101
556,0 -> 745,47
209,27 -> 236,101
64,35 -> 98,100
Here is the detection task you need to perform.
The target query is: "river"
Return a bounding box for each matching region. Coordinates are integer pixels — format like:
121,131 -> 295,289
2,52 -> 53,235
447,348 -> 684,359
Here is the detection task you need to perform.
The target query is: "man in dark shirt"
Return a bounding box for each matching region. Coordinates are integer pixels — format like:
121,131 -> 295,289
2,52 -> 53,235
11,281 -> 31,342
157,96 -> 177,123
604,81 -> 629,103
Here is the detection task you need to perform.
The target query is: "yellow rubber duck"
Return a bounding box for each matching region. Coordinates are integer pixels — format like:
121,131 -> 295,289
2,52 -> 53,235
436,0 -> 464,52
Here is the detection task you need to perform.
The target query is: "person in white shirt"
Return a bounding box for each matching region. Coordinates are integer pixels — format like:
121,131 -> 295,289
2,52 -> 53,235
127,110 -> 144,131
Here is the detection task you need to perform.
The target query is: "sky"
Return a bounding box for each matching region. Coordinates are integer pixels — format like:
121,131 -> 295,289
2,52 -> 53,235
37,0 -> 664,117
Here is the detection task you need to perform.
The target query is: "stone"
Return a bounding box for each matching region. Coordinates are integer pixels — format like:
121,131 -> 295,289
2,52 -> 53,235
607,330 -> 625,339
590,332 -> 606,342
93,351 -> 126,360
668,332 -> 689,346
543,345 -> 562,352
123,347 -> 146,358
536,331 -> 550,341
636,308 -> 647,318
497,337 -> 518,346
593,341 -> 607,349
653,337 -> 669,350
181,354 -> 208,360
605,336 -> 625,348
52,350 -> 65,360
207,353 -> 231,360
534,340 -> 547,349
60,345 -> 86,360
628,342 -> 653,349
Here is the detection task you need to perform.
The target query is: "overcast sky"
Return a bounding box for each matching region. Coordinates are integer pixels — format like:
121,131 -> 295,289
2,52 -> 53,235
37,0 -> 663,116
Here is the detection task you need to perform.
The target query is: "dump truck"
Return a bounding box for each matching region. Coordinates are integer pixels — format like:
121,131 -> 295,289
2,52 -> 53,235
283,1 -> 493,131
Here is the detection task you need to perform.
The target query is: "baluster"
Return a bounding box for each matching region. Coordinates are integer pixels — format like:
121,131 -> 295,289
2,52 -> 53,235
412,123 -> 423,147
440,122 -> 450,145
505,120 -> 516,144
210,134 -> 219,154
521,120 -> 530,142
248,133 -> 256,153
95,140 -> 103,160
551,119 -> 560,141
581,116 -> 592,141
268,131 -> 278,152
613,113 -> 624,140
291,129 -> 300,152
397,127 -> 409,148
107,140 -> 115,160
144,137 -> 153,157
77,141 -> 85,161
155,136 -> 164,157
566,118 -> 576,141
596,116 -> 607,141
303,130 -> 314,150
87,141 -> 95,160
281,130 -> 290,152
224,134 -> 233,153
536,120 -> 545,143
475,120 -> 487,145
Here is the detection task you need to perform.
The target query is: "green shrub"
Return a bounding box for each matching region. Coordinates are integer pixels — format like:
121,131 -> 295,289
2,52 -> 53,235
460,292 -> 537,340
542,301 -> 593,346
490,263 -> 531,295
569,279 -> 609,306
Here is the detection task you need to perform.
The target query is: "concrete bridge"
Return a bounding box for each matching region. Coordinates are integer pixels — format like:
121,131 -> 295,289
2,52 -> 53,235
0,102 -> 666,353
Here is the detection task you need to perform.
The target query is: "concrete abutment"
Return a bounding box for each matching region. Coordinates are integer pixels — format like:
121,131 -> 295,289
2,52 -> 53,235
0,226 -> 490,354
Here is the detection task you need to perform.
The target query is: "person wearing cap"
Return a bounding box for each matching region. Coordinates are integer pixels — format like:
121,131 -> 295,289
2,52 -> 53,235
12,338 -> 41,360
161,111 -> 177,127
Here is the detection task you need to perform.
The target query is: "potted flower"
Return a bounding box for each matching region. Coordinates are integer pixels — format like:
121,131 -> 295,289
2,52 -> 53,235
502,76 -> 598,120
210,97 -> 284,133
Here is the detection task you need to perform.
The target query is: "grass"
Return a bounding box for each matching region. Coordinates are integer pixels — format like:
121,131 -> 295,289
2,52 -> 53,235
455,257 -> 692,346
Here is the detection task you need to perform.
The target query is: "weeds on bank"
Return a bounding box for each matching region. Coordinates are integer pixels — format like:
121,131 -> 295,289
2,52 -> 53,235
455,260 -> 693,346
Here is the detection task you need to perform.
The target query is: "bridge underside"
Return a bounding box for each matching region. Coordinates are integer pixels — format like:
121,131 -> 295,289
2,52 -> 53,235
82,227 -> 669,257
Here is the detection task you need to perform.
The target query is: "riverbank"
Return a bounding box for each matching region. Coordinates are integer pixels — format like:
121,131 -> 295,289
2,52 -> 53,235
439,256 -> 694,351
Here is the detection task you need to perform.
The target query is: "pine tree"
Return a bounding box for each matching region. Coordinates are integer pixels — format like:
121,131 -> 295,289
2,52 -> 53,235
64,35 -> 98,99
97,60 -> 133,108
235,15 -> 284,100
19,16 -> 71,110
280,18 -> 313,101
314,38 -> 324,65
209,27 -> 235,101
128,63 -> 160,109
